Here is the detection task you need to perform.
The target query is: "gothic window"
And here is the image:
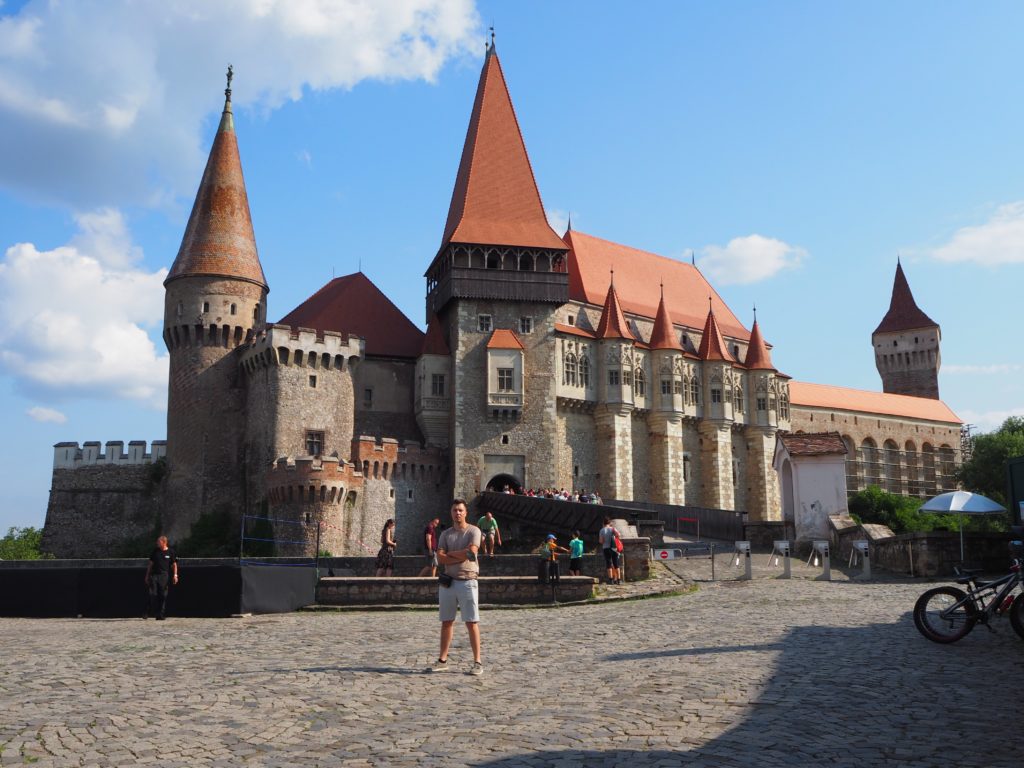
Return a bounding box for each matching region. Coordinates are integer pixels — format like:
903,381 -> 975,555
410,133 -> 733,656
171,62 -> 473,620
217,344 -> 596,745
580,355 -> 591,387
305,431 -> 324,456
623,369 -> 633,388
608,370 -> 620,386
756,384 -> 767,411
674,379 -> 683,396
431,374 -> 445,397
661,379 -> 672,395
779,392 -> 790,419
564,353 -> 578,386
635,368 -> 646,396
478,315 -> 492,332
690,378 -> 700,405
520,316 -> 533,334
711,387 -> 722,404
498,368 -> 514,392
734,385 -> 744,413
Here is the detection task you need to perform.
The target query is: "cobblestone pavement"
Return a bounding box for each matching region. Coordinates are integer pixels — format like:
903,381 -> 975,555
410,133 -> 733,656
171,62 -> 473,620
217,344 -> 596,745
2,568 -> 1023,767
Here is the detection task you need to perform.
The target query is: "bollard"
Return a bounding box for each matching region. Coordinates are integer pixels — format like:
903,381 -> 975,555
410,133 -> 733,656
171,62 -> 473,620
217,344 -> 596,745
768,540 -> 792,579
849,540 -> 871,579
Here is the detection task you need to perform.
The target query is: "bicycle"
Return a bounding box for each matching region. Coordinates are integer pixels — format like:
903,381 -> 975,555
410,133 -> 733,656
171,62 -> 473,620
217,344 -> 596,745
913,540 -> 1024,644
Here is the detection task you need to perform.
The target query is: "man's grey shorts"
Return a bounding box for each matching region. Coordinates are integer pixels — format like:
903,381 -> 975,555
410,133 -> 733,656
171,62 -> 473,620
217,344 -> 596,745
438,578 -> 480,623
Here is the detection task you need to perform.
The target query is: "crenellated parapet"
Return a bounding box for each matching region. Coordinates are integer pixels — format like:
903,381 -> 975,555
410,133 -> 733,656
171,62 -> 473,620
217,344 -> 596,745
53,440 -> 167,469
265,455 -> 363,507
351,435 -> 448,484
239,324 -> 364,375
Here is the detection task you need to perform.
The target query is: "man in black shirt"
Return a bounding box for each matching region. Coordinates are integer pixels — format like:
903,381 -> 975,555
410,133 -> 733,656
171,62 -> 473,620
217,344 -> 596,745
144,536 -> 178,620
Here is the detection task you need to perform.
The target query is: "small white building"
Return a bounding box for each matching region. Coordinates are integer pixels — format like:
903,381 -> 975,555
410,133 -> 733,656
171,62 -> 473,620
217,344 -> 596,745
773,432 -> 849,541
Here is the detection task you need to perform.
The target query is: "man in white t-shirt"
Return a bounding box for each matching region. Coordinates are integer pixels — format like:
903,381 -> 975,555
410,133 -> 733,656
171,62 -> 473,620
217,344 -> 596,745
429,499 -> 484,676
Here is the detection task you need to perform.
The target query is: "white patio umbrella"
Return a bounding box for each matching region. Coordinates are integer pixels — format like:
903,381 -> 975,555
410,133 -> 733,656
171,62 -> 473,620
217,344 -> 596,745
919,491 -> 1007,562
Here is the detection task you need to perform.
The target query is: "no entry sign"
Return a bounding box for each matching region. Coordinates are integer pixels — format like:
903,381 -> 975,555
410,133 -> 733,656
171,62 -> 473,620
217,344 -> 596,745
652,548 -> 682,560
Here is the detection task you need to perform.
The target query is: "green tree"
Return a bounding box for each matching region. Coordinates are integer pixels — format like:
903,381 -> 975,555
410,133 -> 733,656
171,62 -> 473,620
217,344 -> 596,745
0,527 -> 52,560
849,486 -> 1008,535
957,416 -> 1024,506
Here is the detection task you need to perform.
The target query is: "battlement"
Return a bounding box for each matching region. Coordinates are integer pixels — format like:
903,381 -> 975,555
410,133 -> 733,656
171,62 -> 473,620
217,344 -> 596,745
240,324 -> 365,374
352,436 -> 448,484
265,455 -> 364,507
53,440 -> 167,469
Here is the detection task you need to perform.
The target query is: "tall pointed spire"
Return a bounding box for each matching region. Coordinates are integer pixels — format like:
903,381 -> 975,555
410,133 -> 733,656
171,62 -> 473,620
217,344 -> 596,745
697,306 -> 733,362
743,318 -> 775,370
439,48 -> 566,252
595,280 -> 634,340
166,66 -> 267,289
873,261 -> 937,335
649,285 -> 683,350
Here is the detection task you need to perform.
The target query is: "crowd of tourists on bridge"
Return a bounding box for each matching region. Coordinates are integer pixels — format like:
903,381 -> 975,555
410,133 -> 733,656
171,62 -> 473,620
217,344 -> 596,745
499,485 -> 603,504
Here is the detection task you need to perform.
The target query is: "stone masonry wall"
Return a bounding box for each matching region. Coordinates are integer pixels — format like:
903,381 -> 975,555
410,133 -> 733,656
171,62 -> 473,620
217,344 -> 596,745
42,465 -> 164,558
448,299 -> 560,496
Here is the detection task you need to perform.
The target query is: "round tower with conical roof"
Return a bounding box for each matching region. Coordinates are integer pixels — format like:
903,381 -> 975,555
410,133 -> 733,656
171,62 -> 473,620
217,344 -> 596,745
872,261 -> 940,399
162,69 -> 269,542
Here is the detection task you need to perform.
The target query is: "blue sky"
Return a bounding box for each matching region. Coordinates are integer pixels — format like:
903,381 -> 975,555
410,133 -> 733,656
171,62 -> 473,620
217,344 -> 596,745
1,1 -> 1023,531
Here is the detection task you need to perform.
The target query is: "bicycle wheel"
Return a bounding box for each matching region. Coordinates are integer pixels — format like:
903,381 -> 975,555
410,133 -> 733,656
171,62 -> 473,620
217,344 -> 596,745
913,586 -> 977,643
1009,593 -> 1024,641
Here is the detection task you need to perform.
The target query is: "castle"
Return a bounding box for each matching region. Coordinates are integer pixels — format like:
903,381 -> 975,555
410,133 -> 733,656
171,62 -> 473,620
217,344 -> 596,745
42,46 -> 963,558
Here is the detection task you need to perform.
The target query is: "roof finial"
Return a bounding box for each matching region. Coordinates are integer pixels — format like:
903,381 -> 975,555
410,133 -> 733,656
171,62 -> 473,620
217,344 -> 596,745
490,25 -> 495,50
691,249 -> 696,266
897,252 -> 901,266
225,64 -> 233,107
708,296 -> 713,312
660,279 -> 664,299
753,303 -> 758,322
566,211 -> 572,232
610,267 -> 615,288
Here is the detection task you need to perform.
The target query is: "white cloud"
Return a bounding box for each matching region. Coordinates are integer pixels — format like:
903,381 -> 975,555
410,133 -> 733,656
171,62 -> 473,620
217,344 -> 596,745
957,407 -> 1024,434
0,211 -> 168,408
296,149 -> 313,169
945,363 -> 1023,376
0,0 -> 481,208
26,406 -> 67,424
697,234 -> 806,286
931,201 -> 1024,265
547,209 -> 570,236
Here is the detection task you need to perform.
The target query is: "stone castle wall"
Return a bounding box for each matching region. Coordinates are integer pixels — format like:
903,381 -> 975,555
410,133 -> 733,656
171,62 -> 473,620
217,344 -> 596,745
42,461 -> 165,558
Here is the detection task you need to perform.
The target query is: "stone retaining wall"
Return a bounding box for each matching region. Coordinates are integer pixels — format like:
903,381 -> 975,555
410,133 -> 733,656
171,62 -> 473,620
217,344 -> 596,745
319,553 -> 641,581
316,576 -> 596,605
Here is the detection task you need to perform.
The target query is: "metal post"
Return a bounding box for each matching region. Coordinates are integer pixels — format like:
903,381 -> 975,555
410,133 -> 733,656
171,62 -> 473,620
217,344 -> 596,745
782,543 -> 791,579
861,544 -> 871,579
743,548 -> 752,580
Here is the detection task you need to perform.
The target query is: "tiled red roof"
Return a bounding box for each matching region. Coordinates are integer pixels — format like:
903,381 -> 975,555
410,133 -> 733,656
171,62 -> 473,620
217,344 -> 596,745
555,323 -> 595,339
779,432 -> 848,457
440,47 -> 566,252
873,262 -> 938,335
697,308 -> 734,362
167,100 -> 267,289
743,320 -> 775,370
789,381 -> 961,423
486,329 -> 525,350
649,291 -> 683,351
421,314 -> 450,356
594,282 -> 635,341
565,230 -> 749,341
278,273 -> 423,358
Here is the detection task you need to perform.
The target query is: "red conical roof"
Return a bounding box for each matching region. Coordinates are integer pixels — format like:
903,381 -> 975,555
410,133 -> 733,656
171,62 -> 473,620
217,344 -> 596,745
697,307 -> 734,362
166,93 -> 267,289
743,320 -> 775,370
649,290 -> 683,350
421,314 -> 450,356
595,280 -> 634,341
873,261 -> 937,335
440,46 -> 566,252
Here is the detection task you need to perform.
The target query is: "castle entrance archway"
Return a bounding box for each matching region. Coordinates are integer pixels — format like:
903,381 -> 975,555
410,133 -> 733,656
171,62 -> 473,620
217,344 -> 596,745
485,473 -> 522,494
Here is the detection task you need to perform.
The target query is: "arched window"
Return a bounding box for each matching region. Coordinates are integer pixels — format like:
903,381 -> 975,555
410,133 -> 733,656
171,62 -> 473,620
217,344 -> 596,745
579,355 -> 591,388
564,353 -> 578,386
634,368 -> 646,397
861,438 -> 880,487
756,383 -> 767,411
733,384 -> 744,413
905,440 -> 919,496
689,377 -> 700,405
883,439 -> 901,494
710,376 -> 723,404
779,391 -> 790,420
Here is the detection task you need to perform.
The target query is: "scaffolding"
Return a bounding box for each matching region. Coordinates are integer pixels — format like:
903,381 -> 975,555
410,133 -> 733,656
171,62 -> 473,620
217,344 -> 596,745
846,445 -> 958,498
